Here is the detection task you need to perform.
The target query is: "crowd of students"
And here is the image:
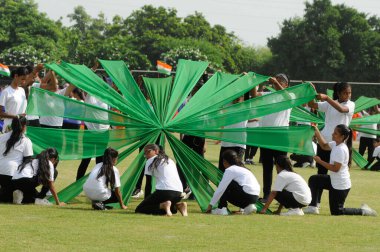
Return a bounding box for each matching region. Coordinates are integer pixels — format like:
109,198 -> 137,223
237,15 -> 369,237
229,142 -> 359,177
0,64 -> 378,217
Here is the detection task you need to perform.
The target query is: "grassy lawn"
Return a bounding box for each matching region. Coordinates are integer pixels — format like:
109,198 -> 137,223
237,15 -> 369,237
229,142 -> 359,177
1,139 -> 379,251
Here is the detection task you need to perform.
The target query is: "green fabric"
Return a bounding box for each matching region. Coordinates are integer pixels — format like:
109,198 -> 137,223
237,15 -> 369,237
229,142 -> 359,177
350,114 -> 380,126
290,106 -> 324,124
351,126 -> 380,136
352,148 -> 368,169
326,89 -> 333,98
143,76 -> 172,124
26,126 -> 154,160
354,96 -> 380,113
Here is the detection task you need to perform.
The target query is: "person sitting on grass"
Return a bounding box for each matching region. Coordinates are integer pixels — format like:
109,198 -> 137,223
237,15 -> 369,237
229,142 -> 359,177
206,150 -> 260,215
364,138 -> 380,171
12,147 -> 64,206
304,124 -> 377,216
260,155 -> 311,216
83,147 -> 127,210
135,144 -> 187,216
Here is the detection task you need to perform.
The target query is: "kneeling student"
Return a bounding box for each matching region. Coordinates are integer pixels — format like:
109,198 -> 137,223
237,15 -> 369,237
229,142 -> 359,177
12,148 -> 64,206
135,144 -> 187,216
83,147 -> 127,210
260,155 -> 311,216
206,150 -> 260,215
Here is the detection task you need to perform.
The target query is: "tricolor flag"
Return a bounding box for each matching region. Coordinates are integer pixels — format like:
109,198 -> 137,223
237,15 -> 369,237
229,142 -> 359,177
0,63 -> 10,77
156,60 -> 172,75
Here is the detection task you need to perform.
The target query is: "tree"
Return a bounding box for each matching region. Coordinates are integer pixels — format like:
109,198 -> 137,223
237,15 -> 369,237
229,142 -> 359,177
268,0 -> 380,81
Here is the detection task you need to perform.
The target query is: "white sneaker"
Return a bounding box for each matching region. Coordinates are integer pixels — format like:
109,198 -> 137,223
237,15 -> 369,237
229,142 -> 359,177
302,162 -> 311,168
361,204 -> 377,216
13,190 -> 23,204
182,190 -> 192,200
280,208 -> 304,216
35,198 -> 53,206
211,207 -> 229,215
303,206 -> 319,214
131,189 -> 144,199
46,190 -> 52,197
243,204 -> 257,215
310,160 -> 316,168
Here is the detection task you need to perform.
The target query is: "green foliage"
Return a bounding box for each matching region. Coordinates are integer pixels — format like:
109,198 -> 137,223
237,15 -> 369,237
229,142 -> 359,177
0,44 -> 50,65
268,0 -> 380,81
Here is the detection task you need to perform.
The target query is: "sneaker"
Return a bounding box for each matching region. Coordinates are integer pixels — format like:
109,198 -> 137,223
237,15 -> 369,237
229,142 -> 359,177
92,201 -> 106,210
361,204 -> 377,216
131,189 -> 144,199
303,206 -> 319,215
302,162 -> 311,168
211,207 -> 229,215
182,190 -> 192,200
13,190 -> 23,204
280,208 -> 304,216
310,160 -> 316,168
243,204 -> 257,215
35,198 -> 53,206
46,190 -> 52,197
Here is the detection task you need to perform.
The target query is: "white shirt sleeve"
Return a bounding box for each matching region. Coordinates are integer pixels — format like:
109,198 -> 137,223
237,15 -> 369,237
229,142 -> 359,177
144,157 -> 154,176
272,173 -> 286,192
48,161 -> 55,181
0,89 -> 7,107
373,147 -> 380,158
23,138 -> 33,157
114,167 -> 121,188
210,170 -> 234,206
345,101 -> 355,114
331,147 -> 345,165
317,101 -> 329,112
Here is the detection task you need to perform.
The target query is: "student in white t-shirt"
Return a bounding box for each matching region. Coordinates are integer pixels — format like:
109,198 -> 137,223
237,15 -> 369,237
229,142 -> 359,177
260,155 -> 311,216
0,67 -> 29,132
0,116 -> 33,202
365,139 -> 380,171
251,73 -> 291,201
83,147 -> 127,210
206,150 -> 260,215
304,125 -> 377,216
12,148 -> 64,206
135,144 -> 187,216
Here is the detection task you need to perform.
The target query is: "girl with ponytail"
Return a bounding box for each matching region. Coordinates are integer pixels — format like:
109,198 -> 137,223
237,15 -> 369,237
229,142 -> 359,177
83,147 -> 127,210
0,116 -> 33,202
206,150 -> 260,215
135,144 -> 187,216
12,148 -> 64,206
304,125 -> 377,216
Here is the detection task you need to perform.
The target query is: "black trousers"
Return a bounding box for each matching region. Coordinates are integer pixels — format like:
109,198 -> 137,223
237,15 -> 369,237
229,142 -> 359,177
275,190 -> 306,209
359,137 -> 375,163
219,146 -> 245,173
12,177 -> 39,204
261,147 -> 287,199
218,180 -> 258,209
62,122 -> 81,130
37,168 -> 58,199
27,119 -> 40,127
0,175 -> 13,203
370,161 -> 380,171
245,145 -> 258,160
308,174 -> 362,215
135,190 -> 182,215
76,156 -> 103,181
316,144 -> 331,174
290,153 -> 313,166
40,124 -> 62,129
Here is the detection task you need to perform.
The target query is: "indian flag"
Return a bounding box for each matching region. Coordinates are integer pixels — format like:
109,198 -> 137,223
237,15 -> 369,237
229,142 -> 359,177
156,60 -> 172,75
0,63 -> 10,77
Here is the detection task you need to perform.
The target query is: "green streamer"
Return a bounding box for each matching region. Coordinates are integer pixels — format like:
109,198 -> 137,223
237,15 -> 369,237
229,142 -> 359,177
354,96 -> 380,113
352,148 -> 369,169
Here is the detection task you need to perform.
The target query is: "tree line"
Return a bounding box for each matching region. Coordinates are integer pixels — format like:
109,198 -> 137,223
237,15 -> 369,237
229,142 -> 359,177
0,0 -> 379,82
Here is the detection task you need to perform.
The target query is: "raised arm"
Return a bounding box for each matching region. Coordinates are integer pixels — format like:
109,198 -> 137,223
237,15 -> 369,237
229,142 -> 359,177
313,125 -> 331,151
318,94 -> 350,113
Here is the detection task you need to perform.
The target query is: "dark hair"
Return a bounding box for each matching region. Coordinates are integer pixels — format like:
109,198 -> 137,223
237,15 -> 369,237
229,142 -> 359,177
10,66 -> 29,78
144,144 -> 169,171
275,73 -> 290,85
72,87 -> 85,101
3,116 -> 27,156
222,150 -> 245,168
274,155 -> 294,172
97,147 -> 118,188
332,82 -> 351,100
335,124 -> 352,167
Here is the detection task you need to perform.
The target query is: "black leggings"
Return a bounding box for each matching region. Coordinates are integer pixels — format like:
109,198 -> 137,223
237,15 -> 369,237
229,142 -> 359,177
76,156 -> 103,181
245,145 -> 258,160
275,190 -> 306,209
12,177 -> 40,204
135,190 -> 182,215
218,180 -> 258,209
308,174 -> 362,215
0,175 -> 13,203
359,137 -> 375,163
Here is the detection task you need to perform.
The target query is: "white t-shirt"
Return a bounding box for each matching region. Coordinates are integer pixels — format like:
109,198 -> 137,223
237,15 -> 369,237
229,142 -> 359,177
210,165 -> 260,206
328,141 -> 351,190
83,162 -> 121,201
221,121 -> 248,149
12,159 -> 54,181
39,88 -> 67,127
0,86 -> 27,132
272,170 -> 311,205
0,132 -> 33,176
260,92 -> 292,127
318,100 -> 355,142
26,83 -> 41,121
144,155 -> 183,192
372,146 -> 380,158
84,95 -> 110,130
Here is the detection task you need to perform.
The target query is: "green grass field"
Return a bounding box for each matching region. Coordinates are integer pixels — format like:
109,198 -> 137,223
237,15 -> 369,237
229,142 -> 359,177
1,139 -> 379,251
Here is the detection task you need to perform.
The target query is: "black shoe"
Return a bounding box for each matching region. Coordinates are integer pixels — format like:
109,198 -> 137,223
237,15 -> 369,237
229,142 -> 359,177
92,201 -> 106,210
105,205 -> 114,210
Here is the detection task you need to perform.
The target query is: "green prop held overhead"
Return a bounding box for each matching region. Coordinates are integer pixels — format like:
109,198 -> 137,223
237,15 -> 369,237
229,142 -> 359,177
28,59 -> 318,211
